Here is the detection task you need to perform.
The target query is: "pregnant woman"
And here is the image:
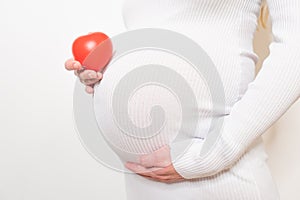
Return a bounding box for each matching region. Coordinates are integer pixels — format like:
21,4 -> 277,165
65,0 -> 300,199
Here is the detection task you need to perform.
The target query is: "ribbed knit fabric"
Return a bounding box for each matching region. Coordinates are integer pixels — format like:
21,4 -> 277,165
121,0 -> 300,178
94,0 -> 300,199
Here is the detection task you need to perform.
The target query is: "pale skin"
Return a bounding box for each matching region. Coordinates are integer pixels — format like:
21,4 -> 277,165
65,59 -> 184,183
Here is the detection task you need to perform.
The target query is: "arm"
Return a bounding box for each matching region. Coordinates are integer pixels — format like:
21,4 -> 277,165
172,0 -> 300,179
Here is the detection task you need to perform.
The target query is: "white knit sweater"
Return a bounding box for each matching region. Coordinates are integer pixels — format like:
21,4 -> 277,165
116,0 -> 300,181
91,0 -> 300,199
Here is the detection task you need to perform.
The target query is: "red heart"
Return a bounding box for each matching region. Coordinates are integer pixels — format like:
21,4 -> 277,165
72,32 -> 113,72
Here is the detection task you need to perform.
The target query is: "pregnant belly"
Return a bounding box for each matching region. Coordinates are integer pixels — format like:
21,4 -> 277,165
93,50 -> 215,162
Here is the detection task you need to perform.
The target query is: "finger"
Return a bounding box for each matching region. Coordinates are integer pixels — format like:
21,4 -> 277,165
142,175 -> 171,183
126,162 -> 175,183
139,154 -> 155,168
141,173 -> 172,183
82,73 -> 103,86
85,86 -> 94,94
139,145 -> 171,168
96,72 -> 103,79
65,58 -> 83,71
125,162 -> 151,174
152,165 -> 173,176
125,162 -> 160,175
125,162 -> 172,183
78,70 -> 102,81
81,78 -> 100,86
74,67 -> 87,77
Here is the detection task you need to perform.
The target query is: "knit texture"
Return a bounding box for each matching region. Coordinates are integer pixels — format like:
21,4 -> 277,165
93,0 -> 299,199
121,0 -> 300,179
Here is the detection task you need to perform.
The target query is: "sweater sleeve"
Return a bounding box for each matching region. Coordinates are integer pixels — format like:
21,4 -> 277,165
171,0 -> 300,179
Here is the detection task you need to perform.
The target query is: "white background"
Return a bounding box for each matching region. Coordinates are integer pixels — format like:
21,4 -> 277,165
0,0 -> 299,199
0,0 -> 127,199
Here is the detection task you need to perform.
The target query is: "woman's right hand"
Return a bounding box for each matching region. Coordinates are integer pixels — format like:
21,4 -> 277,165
64,58 -> 103,94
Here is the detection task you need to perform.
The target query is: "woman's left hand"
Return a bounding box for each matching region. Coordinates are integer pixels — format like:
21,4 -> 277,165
125,145 -> 185,183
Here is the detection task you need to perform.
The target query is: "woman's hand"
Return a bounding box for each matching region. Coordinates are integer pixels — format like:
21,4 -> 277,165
64,58 -> 103,94
125,146 -> 185,183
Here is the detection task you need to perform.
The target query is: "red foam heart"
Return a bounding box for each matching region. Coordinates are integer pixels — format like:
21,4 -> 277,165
72,32 -> 113,71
